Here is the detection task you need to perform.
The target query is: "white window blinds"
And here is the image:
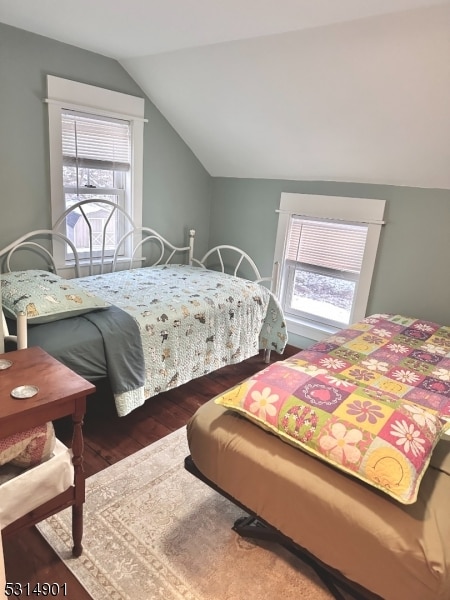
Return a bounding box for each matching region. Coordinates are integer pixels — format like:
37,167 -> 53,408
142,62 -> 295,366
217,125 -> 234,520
286,217 -> 368,274
62,111 -> 131,172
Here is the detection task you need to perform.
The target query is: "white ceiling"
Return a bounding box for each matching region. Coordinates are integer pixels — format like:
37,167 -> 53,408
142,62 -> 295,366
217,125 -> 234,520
1,0 -> 447,58
1,0 -> 450,188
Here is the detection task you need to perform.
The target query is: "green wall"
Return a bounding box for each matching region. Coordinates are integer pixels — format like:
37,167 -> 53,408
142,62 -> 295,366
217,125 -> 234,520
0,23 -> 212,258
2,23 -> 449,351
211,178 -> 450,348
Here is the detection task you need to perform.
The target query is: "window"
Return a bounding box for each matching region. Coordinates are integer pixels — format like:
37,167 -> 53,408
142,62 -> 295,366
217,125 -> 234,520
46,76 -> 146,271
61,110 -> 130,259
273,193 -> 385,341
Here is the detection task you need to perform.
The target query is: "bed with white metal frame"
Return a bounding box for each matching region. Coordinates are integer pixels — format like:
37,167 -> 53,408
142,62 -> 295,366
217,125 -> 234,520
0,200 -> 287,417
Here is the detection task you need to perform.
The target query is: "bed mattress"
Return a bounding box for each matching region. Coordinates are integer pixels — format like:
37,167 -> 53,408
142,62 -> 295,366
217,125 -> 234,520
7,315 -> 108,382
187,399 -> 450,600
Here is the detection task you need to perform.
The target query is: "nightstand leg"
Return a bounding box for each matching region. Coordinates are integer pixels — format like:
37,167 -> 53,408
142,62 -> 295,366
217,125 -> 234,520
72,503 -> 83,557
71,402 -> 85,557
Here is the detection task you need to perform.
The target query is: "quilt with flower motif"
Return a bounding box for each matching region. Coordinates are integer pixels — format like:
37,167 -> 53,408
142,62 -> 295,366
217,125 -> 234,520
215,313 -> 450,504
294,313 -> 450,416
75,264 -> 287,416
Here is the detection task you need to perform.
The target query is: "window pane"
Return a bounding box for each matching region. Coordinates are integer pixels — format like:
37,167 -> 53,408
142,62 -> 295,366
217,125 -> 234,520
288,266 -> 355,326
282,216 -> 368,329
63,166 -> 116,189
60,110 -> 130,260
64,195 -> 122,257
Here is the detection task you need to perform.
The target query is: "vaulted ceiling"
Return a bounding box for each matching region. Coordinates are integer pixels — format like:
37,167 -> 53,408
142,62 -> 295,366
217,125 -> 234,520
1,0 -> 450,188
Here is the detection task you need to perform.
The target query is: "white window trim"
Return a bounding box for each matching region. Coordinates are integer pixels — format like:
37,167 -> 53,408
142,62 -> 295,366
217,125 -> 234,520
46,75 -> 146,273
273,193 -> 386,342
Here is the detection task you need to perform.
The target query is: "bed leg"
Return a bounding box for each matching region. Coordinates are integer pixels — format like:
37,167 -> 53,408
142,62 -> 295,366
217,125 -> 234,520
233,515 -> 359,600
263,349 -> 271,363
233,516 -> 279,542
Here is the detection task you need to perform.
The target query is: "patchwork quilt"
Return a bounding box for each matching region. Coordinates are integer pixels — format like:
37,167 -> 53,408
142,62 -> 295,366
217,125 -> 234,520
216,314 -> 450,503
75,264 -> 287,416
296,313 -> 450,415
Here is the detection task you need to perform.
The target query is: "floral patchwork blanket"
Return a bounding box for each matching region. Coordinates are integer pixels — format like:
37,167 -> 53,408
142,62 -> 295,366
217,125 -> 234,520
75,264 -> 287,416
216,314 -> 450,504
295,313 -> 450,416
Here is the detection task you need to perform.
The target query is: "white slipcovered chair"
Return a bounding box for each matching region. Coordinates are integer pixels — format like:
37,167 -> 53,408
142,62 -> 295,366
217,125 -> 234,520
0,308 -> 83,557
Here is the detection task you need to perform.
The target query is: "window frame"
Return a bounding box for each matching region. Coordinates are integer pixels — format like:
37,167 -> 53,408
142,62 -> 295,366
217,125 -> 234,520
46,75 -> 146,274
273,193 -> 386,341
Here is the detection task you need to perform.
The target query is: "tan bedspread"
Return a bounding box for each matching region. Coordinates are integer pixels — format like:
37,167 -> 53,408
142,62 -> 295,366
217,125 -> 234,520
187,399 -> 450,600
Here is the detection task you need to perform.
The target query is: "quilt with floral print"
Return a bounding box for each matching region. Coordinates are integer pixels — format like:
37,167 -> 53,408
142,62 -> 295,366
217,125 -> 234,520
75,264 -> 287,416
216,313 -> 450,504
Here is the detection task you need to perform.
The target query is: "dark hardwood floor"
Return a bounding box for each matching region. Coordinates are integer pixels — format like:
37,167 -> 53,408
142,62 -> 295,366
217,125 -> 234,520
3,345 -> 299,600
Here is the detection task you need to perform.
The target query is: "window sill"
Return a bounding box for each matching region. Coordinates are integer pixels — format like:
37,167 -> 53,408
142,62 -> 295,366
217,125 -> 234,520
56,256 -> 144,278
286,316 -> 342,343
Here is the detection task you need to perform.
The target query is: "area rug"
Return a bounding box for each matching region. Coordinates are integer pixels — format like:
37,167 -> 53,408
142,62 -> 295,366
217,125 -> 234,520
38,428 -> 341,600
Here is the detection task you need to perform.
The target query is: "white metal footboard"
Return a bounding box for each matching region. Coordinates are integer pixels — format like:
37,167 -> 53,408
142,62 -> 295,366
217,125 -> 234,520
193,245 -> 274,363
193,245 -> 272,285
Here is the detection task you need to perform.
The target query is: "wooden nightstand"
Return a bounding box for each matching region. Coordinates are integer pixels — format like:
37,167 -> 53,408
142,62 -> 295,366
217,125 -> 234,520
0,346 -> 95,556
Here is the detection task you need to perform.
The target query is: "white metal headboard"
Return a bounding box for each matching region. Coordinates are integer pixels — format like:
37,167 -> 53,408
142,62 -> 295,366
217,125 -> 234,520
0,230 -> 81,276
0,199 -> 195,277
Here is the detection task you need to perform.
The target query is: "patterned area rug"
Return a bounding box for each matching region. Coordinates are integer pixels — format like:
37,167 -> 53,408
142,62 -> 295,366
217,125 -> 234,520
38,428 -> 340,600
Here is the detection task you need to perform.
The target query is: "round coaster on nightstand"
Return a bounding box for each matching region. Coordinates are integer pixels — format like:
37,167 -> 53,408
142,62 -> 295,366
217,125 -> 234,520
10,385 -> 39,399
